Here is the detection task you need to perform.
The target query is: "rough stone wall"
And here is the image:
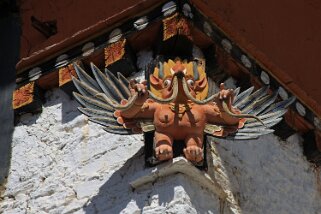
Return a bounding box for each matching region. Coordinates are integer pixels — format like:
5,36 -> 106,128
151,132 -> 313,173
1,87 -> 321,213
0,89 -> 223,213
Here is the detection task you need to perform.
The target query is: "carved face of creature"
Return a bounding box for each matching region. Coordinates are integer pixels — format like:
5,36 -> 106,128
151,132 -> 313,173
149,59 -> 209,104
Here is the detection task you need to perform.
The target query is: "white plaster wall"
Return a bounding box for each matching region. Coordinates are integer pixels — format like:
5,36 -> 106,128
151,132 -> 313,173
1,88 -> 321,214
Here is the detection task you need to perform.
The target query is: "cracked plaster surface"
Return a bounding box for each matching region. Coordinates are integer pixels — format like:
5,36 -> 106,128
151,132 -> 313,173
1,87 -> 321,213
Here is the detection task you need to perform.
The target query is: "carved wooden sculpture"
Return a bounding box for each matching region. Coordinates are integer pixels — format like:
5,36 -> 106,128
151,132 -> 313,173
72,59 -> 294,165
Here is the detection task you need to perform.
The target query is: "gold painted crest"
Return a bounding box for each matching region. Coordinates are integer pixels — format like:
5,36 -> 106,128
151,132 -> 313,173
150,59 -> 209,100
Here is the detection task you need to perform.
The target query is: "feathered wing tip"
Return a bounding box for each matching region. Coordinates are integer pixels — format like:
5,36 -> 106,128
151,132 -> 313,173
72,63 -> 135,135
210,86 -> 296,140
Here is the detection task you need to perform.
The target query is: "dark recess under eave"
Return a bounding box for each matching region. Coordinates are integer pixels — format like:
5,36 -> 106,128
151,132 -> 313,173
0,0 -> 20,186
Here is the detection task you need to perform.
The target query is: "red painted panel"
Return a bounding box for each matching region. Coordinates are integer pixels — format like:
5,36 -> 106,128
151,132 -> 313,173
17,0 -> 165,71
192,0 -> 321,117
17,0 -> 321,117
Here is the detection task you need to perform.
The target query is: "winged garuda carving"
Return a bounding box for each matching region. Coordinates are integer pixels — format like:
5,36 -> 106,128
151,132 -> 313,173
72,59 -> 294,165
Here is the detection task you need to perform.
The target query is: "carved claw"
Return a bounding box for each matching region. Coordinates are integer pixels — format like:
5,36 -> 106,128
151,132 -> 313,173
128,79 -> 149,105
129,79 -> 147,94
183,146 -> 204,163
155,144 -> 173,161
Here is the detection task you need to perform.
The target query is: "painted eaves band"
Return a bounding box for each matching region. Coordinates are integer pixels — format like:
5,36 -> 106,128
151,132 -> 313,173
14,0 -> 321,131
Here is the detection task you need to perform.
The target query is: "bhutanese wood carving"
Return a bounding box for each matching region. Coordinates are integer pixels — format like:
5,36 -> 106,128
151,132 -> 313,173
72,59 -> 294,166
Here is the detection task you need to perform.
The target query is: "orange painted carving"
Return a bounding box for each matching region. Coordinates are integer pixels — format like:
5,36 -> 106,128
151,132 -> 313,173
117,59 -> 241,163
59,63 -> 78,87
13,82 -> 35,109
163,13 -> 192,41
104,38 -> 126,67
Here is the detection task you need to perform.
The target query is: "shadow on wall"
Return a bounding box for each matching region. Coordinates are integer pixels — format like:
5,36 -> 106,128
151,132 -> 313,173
61,92 -> 82,124
82,148 -> 169,213
42,89 -> 81,124
0,0 -> 20,187
15,88 -> 81,127
83,148 -> 221,213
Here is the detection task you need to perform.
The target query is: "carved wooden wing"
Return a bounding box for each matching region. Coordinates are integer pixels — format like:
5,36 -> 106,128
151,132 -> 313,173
206,86 -> 296,140
72,63 -> 135,135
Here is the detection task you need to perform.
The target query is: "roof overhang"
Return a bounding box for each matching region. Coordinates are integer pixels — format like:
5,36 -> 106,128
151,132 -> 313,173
13,0 -> 321,163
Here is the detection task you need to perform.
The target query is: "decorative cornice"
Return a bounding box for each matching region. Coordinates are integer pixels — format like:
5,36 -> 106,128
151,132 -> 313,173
13,1 -> 321,159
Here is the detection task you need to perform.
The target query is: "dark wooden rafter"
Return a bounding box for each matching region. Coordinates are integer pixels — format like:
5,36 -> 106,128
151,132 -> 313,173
13,0 -> 321,164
